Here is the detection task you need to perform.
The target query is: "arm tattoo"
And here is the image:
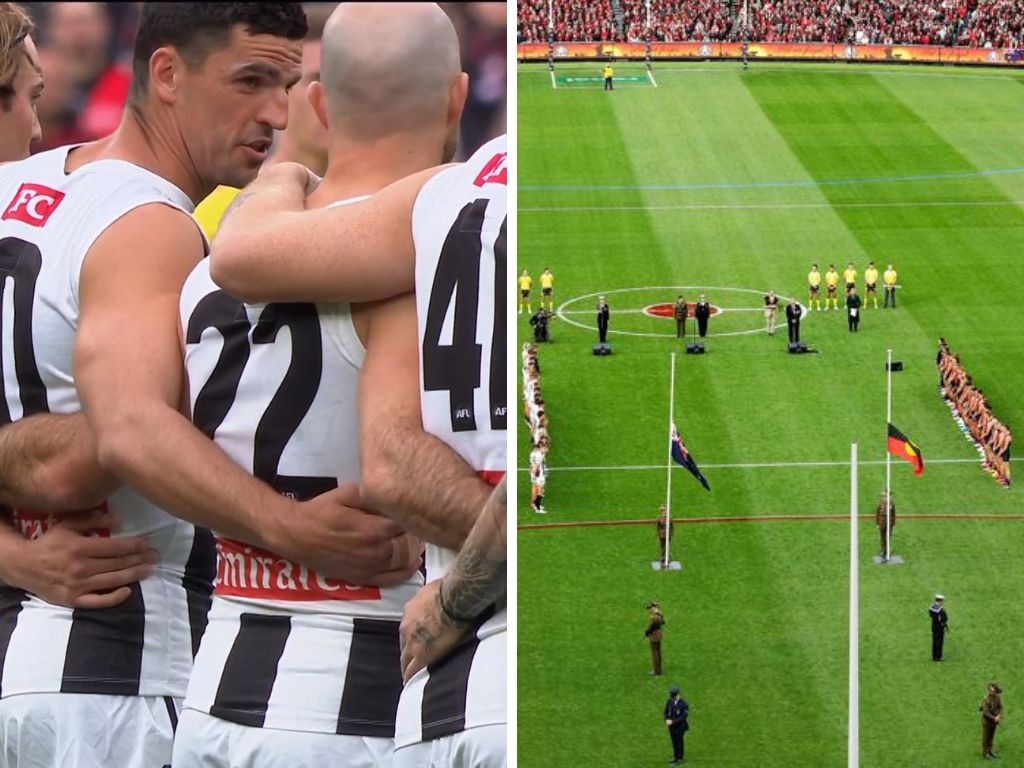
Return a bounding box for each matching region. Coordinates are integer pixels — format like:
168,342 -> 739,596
438,479 -> 507,626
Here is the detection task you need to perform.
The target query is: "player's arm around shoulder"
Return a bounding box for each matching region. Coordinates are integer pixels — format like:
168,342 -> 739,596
210,164 -> 449,304
357,292 -> 488,551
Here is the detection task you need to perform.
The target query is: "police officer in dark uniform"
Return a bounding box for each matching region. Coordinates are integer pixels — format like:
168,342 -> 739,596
929,594 -> 949,661
597,296 -> 610,343
663,685 -> 690,765
673,295 -> 687,338
785,300 -> 802,344
694,294 -> 711,338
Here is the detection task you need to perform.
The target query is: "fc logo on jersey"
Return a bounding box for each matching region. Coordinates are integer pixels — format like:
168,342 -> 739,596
473,152 -> 507,187
2,183 -> 66,227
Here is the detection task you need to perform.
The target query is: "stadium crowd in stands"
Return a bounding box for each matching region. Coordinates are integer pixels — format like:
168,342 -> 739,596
518,0 -> 1024,48
937,339 -> 1012,488
25,1 -> 505,158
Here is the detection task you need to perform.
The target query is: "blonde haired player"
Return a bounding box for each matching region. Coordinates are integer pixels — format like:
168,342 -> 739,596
864,261 -> 879,308
825,264 -> 840,310
518,268 -> 532,314
540,266 -> 554,312
807,263 -> 822,311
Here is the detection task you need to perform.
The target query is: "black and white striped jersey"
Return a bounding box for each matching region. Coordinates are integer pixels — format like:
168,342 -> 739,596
396,135 -> 508,748
179,205 -> 422,734
0,147 -> 215,700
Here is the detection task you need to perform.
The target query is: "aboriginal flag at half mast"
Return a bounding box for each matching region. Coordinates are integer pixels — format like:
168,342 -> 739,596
887,423 -> 924,475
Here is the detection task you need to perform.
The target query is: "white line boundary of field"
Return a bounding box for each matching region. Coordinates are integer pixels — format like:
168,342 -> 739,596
849,443 -> 859,768
521,200 -> 1024,213
514,456 -> 1020,472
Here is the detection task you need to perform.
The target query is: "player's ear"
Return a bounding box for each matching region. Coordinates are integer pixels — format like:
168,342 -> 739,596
149,46 -> 184,105
446,72 -> 469,132
308,80 -> 328,130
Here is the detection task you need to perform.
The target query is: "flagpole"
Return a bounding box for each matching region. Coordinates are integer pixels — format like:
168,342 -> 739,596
885,348 -> 892,559
664,352 -> 677,567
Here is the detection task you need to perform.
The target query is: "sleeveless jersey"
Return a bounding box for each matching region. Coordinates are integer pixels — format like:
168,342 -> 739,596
179,195 -> 422,736
395,135 -> 508,748
0,146 -> 215,700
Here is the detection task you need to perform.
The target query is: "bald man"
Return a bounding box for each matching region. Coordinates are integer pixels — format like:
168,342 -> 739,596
173,5 -> 491,767
0,2 -> 43,161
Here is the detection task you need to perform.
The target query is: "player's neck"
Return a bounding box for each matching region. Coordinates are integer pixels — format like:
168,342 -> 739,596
307,133 -> 445,208
67,105 -> 211,204
265,134 -> 327,177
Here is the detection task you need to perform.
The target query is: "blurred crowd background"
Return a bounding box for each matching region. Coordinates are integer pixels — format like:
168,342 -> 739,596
23,1 -> 506,159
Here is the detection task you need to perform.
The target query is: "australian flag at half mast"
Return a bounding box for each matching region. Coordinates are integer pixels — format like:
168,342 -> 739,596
670,422 -> 711,492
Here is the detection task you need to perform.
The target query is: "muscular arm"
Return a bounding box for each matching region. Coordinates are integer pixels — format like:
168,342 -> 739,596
74,205 -> 415,585
358,293 -> 489,550
0,412 -> 116,510
399,476 -> 507,681
210,163 -> 447,304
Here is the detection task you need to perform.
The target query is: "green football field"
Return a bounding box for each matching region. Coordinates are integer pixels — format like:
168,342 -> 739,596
516,61 -> 1024,767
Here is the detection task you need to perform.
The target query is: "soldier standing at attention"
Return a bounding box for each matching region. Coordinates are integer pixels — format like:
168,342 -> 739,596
645,602 -> 665,675
673,295 -> 688,338
981,681 -> 1003,760
929,594 -> 949,661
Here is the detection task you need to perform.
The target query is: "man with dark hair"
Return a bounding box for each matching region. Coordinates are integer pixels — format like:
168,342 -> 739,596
174,5 -> 478,764
0,1 -> 42,160
786,300 -> 802,344
0,5 -> 418,766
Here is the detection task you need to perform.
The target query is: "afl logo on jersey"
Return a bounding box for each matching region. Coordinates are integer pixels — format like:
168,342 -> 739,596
2,183 -> 66,227
473,152 -> 507,187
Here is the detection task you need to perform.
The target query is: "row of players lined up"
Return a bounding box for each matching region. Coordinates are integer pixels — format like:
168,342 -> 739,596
937,339 -> 1013,488
807,261 -> 898,311
522,344 -> 549,514
0,4 -> 506,767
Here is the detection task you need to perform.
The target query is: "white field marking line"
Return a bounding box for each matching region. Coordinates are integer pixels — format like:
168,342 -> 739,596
848,443 -> 859,768
549,68 -> 557,89
520,200 -> 1024,213
513,456 -> 1018,472
646,67 -> 659,87
556,285 -> 806,338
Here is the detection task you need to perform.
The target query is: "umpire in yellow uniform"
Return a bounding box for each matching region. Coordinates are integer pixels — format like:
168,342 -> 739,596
603,62 -> 614,90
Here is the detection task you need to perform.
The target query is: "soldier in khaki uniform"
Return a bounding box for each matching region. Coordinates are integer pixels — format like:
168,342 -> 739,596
981,681 -> 1003,759
645,602 -> 665,676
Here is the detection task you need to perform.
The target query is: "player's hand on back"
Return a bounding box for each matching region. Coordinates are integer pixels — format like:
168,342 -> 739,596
254,160 -> 321,196
14,509 -> 159,610
277,483 -> 423,587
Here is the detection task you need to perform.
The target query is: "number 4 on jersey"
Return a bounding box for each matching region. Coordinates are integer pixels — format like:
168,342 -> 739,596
421,198 -> 506,433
